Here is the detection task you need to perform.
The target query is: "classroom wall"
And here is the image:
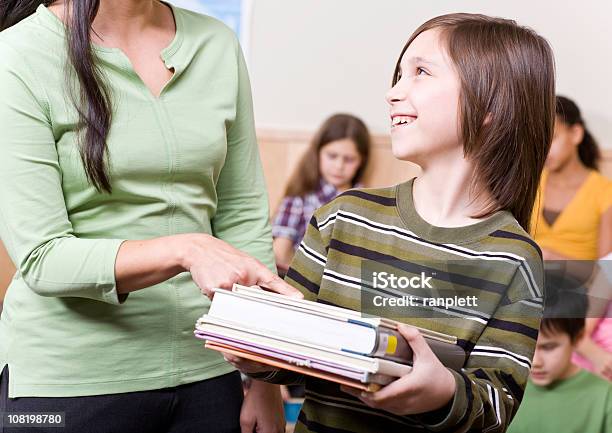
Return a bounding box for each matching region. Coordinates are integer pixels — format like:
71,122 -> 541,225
248,0 -> 612,149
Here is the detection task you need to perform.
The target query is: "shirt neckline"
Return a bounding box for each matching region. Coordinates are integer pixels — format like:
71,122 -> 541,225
396,177 -> 514,245
538,169 -> 597,230
35,1 -> 183,60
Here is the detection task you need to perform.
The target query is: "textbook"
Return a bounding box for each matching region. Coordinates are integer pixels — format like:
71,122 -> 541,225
194,284 -> 465,390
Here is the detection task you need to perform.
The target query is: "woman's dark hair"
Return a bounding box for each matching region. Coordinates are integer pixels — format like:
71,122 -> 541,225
1,0 -> 114,193
284,114 -> 371,197
555,95 -> 601,170
392,14 -> 556,233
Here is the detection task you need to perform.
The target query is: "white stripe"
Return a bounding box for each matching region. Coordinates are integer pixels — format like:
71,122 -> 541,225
519,299 -> 542,309
483,385 -> 501,432
446,242 -> 540,298
327,210 -> 541,298
470,351 -> 531,370
494,388 -> 502,425
325,269 -> 362,284
318,212 -> 337,231
473,345 -> 533,365
471,346 -> 532,369
322,274 -> 361,289
298,242 -> 326,266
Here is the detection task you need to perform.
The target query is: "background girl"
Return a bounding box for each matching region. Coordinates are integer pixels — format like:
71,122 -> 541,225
531,95 -> 612,261
272,113 -> 370,271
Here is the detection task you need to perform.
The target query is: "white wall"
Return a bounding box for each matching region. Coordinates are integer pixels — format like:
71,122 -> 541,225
248,0 -> 612,148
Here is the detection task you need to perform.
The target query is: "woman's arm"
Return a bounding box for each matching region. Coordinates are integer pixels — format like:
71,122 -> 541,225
0,41 -> 126,304
115,233 -> 298,298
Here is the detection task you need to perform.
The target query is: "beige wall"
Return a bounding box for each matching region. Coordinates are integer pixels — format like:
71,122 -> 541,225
249,0 -> 612,149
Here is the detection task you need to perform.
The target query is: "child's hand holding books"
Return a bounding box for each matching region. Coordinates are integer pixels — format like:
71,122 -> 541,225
339,324 -> 457,416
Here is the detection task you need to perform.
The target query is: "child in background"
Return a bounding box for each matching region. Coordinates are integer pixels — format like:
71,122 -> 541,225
272,113 -> 370,271
531,95 -> 612,261
508,272 -> 612,433
229,13 -> 553,433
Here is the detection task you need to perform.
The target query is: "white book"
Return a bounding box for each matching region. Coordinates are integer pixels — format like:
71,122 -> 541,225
204,285 -> 465,369
195,317 -> 412,386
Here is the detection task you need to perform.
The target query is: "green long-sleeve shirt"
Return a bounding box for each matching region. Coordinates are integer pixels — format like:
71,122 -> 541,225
0,4 -> 275,397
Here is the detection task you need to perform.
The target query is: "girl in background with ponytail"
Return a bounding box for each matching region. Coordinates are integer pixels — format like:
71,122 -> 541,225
531,95 -> 612,261
0,1 -> 298,432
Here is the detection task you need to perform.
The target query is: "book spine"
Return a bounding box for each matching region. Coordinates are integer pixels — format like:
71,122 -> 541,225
370,329 -> 414,364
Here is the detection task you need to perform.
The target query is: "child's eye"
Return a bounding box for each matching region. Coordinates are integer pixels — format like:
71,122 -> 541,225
416,67 -> 428,76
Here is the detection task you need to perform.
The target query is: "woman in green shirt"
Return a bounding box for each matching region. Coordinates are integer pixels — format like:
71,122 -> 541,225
0,1 -> 297,432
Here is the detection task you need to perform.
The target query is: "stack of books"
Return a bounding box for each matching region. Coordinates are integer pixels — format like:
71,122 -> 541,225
194,284 -> 465,391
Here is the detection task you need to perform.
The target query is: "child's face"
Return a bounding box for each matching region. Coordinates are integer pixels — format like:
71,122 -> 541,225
530,328 -> 577,386
386,28 -> 462,165
318,139 -> 362,190
545,117 -> 584,172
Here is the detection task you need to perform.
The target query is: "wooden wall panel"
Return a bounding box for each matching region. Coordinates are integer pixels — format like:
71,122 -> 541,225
257,129 -> 421,213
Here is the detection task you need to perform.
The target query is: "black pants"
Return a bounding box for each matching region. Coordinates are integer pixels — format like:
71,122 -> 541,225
0,366 -> 243,433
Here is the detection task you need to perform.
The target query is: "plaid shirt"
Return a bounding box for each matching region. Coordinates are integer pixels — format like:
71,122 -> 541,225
272,180 -> 339,248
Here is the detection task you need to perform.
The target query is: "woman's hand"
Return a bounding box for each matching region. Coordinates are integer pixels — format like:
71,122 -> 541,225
179,233 -> 303,299
240,380 -> 286,433
341,325 -> 456,416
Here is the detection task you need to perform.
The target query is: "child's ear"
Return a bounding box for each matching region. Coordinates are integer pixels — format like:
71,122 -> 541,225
570,124 -> 585,147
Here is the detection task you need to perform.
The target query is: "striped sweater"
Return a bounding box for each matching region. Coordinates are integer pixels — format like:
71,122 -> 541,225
258,178 -> 543,432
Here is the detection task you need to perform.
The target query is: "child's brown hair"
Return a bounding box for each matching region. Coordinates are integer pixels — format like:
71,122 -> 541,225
392,13 -> 556,232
